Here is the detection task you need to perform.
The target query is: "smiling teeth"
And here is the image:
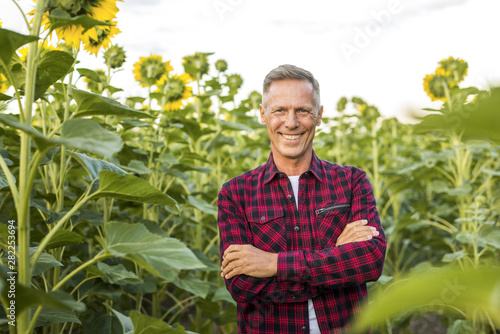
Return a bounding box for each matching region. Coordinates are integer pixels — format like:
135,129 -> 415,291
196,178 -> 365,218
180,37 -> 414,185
283,134 -> 300,140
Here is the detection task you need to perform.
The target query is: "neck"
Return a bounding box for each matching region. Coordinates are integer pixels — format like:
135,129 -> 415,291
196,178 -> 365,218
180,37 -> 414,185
272,150 -> 313,176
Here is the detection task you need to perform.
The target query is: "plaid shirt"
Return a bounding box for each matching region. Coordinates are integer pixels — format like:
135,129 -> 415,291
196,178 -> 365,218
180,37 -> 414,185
218,151 -> 386,333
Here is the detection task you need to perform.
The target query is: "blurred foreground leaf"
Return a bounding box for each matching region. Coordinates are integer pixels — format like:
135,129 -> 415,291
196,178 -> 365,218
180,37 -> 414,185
353,266 -> 500,332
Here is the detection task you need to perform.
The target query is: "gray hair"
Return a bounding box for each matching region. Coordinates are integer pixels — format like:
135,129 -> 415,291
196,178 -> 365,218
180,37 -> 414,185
262,64 -> 321,111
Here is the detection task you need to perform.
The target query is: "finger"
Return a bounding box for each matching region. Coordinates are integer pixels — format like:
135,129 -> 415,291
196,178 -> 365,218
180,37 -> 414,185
223,260 -> 241,279
222,252 -> 240,269
223,244 -> 241,257
346,219 -> 368,228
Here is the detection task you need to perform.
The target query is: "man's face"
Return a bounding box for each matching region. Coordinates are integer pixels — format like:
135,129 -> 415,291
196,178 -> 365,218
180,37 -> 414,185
260,79 -> 323,164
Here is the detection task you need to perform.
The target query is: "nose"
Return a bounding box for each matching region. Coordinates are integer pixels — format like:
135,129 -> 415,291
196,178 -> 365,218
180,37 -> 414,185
284,111 -> 299,129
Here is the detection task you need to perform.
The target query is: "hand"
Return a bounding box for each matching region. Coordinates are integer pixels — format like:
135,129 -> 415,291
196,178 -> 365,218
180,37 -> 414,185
336,219 -> 379,247
221,244 -> 278,280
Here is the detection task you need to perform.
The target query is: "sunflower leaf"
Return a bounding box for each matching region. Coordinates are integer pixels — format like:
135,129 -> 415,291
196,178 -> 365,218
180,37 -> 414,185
47,9 -> 111,31
0,28 -> 38,66
72,89 -> 154,119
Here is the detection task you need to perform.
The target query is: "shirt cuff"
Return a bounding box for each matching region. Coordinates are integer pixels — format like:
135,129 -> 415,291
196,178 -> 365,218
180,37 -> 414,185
277,251 -> 304,283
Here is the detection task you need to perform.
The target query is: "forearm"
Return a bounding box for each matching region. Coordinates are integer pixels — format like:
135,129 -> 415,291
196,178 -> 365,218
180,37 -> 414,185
225,274 -> 321,304
277,238 -> 386,288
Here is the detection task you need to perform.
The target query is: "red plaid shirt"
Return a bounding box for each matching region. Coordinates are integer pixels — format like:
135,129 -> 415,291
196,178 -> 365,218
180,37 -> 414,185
218,151 -> 386,333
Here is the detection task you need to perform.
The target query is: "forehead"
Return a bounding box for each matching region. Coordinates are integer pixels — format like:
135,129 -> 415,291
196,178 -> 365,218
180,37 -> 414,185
267,79 -> 315,106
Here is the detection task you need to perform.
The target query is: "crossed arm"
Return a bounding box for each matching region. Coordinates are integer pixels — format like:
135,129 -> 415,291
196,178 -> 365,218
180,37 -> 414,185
221,219 -> 379,280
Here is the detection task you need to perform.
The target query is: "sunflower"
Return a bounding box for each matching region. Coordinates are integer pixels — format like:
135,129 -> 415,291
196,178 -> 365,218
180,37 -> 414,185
82,23 -> 120,55
33,0 -> 121,54
0,73 -> 10,93
156,73 -> 193,111
423,67 -> 455,102
17,41 -> 60,62
133,54 -> 173,87
438,56 -> 468,85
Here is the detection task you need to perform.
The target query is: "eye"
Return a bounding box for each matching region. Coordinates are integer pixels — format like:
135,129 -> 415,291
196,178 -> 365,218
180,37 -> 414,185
274,109 -> 284,113
298,109 -> 309,114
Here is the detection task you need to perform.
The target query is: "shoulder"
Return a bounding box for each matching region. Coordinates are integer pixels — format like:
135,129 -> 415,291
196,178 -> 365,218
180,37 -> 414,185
317,158 -> 370,184
219,163 -> 266,195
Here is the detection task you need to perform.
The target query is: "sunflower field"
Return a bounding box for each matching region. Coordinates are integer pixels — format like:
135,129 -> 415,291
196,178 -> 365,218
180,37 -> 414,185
0,1 -> 499,334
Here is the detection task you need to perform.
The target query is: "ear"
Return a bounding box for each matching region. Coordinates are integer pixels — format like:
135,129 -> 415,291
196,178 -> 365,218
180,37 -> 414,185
316,105 -> 324,126
260,104 -> 267,125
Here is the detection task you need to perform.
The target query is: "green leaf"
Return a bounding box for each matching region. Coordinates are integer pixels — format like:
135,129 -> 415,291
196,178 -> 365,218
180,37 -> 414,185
212,288 -> 236,305
478,226 -> 500,249
171,273 -> 210,298
0,115 -> 122,157
72,89 -> 154,119
441,250 -> 466,263
61,119 -> 122,158
83,314 -> 122,334
102,222 -> 206,282
40,230 -> 84,250
32,254 -> 63,276
0,28 -> 38,66
72,152 -> 126,191
0,92 -> 11,101
187,195 -> 217,216
92,171 -> 180,212
35,308 -> 81,325
447,320 -> 474,334
129,311 -> 191,334
353,266 -> 500,332
77,68 -> 103,82
48,9 -> 110,31
97,262 -> 142,285
0,166 -> 15,190
110,308 -> 134,334
35,50 -> 74,100
8,285 -> 85,316
121,159 -> 150,175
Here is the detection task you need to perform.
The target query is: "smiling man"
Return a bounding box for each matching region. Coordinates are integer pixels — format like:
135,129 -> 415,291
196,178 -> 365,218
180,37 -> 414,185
218,64 -> 386,333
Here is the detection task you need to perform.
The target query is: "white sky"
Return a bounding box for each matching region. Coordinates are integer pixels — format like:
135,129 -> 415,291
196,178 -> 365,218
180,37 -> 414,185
2,0 -> 500,122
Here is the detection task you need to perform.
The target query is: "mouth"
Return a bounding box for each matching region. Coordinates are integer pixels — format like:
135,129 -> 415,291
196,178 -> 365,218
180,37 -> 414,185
280,133 -> 302,141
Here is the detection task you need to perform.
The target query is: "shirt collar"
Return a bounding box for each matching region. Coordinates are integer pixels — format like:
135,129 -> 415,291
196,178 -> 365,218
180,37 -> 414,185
263,150 -> 325,184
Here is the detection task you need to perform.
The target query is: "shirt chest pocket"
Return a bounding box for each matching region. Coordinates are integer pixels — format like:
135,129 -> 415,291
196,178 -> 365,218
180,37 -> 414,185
246,207 -> 287,253
315,202 -> 350,248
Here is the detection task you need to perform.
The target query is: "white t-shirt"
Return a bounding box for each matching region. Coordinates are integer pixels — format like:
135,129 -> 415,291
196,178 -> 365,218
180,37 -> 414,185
288,175 -> 321,334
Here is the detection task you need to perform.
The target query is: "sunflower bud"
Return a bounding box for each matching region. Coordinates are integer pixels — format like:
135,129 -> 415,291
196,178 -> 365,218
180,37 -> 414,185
226,74 -> 243,95
104,44 -> 126,69
215,59 -> 228,72
183,52 -> 212,80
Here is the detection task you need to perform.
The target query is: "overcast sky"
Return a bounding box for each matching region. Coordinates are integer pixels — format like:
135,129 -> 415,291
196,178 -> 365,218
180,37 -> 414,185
3,0 -> 500,122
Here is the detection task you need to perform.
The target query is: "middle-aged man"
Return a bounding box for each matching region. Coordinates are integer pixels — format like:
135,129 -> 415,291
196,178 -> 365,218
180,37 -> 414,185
218,64 -> 386,333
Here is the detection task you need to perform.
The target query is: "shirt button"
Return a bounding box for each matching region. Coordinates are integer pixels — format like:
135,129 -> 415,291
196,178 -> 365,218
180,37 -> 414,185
292,296 -> 296,300
261,216 -> 265,221
302,326 -> 307,331
294,226 -> 300,232
287,194 -> 292,200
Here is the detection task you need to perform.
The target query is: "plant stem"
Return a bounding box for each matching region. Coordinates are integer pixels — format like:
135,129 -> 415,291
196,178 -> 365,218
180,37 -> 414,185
17,1 -> 45,332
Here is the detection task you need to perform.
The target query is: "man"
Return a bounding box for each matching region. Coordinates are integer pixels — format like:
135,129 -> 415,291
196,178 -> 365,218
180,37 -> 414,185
218,64 -> 386,333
